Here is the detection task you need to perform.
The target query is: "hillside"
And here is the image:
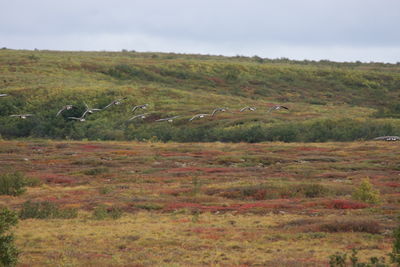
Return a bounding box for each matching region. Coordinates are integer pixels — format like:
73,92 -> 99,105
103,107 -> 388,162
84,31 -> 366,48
1,49 -> 400,141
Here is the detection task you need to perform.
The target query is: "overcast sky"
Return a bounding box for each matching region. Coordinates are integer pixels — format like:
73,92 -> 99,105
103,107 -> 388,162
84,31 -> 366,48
1,0 -> 400,63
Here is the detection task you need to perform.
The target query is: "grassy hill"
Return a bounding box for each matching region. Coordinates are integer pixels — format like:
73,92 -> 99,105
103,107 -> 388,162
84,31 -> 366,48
1,49 -> 400,141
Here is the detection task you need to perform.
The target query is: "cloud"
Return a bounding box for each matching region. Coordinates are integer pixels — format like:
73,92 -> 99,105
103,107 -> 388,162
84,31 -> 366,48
1,0 -> 400,62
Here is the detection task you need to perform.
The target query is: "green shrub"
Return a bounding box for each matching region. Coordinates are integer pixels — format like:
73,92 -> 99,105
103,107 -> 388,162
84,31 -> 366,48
319,219 -> 381,234
0,208 -> 19,267
0,172 -> 27,196
352,178 -> 381,204
19,201 -> 78,219
136,203 -> 163,211
390,223 -> 400,265
83,167 -> 109,176
92,205 -> 123,220
0,172 -> 41,196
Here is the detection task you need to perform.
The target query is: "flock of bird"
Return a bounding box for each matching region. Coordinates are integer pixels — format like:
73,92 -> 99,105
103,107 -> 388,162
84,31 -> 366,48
0,93 -> 289,123
1,93 -> 399,141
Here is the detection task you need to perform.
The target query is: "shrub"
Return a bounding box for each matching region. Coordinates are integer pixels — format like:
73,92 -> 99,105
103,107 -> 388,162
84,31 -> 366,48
390,223 -> 400,265
352,178 -> 381,204
0,172 -> 27,196
329,249 -> 387,267
0,208 -> 19,266
19,201 -> 78,219
92,205 -> 123,220
83,167 -> 109,176
319,219 -> 381,234
325,199 -> 368,209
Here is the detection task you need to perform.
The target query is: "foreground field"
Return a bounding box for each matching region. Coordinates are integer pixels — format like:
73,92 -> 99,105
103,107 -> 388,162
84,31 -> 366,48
0,140 -> 399,266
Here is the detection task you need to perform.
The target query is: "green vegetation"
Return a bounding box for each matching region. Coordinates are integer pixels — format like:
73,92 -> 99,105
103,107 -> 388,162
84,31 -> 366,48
1,49 -> 400,142
92,205 -> 123,220
0,172 -> 40,196
19,201 -> 78,219
352,178 -> 381,204
0,208 -> 19,267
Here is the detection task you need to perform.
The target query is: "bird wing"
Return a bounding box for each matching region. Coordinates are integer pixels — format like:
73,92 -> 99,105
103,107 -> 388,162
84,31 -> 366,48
131,106 -> 139,112
189,115 -> 199,121
240,107 -> 249,112
281,106 -> 289,110
9,115 -> 19,117
82,109 -> 89,117
0,94 -> 7,97
103,102 -> 114,109
211,109 -> 219,116
56,107 -> 65,116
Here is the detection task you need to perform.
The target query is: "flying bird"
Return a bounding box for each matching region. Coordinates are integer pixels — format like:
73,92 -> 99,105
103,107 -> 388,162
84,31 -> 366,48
211,107 -> 228,116
132,104 -> 149,112
155,116 -> 180,122
103,97 -> 127,110
56,105 -> 75,116
68,116 -> 86,122
82,102 -> 102,117
10,114 -> 34,119
240,106 -> 256,112
0,94 -> 8,97
373,136 -> 400,141
268,105 -> 289,112
189,114 -> 210,121
128,113 -> 149,121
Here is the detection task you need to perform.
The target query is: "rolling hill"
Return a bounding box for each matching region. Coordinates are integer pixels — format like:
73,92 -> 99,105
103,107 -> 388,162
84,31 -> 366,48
1,49 -> 400,142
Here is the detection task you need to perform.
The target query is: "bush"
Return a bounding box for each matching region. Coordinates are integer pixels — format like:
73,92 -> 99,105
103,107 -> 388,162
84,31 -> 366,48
0,208 -> 19,266
0,172 -> 27,196
390,222 -> 400,265
352,178 -> 381,204
83,167 -> 109,176
319,219 -> 381,234
92,205 -> 123,220
19,201 -> 78,219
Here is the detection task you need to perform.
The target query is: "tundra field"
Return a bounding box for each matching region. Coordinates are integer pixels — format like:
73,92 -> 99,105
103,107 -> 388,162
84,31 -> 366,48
0,140 -> 399,266
1,50 -> 400,266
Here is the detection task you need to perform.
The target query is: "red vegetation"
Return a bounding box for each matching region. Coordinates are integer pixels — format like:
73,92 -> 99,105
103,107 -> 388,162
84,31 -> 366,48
166,167 -> 238,173
383,182 -> 400,188
164,200 -> 302,213
325,199 -> 368,209
79,144 -> 103,150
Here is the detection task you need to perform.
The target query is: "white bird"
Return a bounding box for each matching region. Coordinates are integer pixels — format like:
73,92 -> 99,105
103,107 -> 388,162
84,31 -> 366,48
82,102 -> 102,117
0,94 -> 8,97
211,107 -> 228,116
240,106 -> 256,112
268,105 -> 289,112
68,116 -> 86,122
155,116 -> 180,122
10,114 -> 34,119
103,97 -> 127,110
132,104 -> 149,112
128,113 -> 149,121
56,105 -> 75,116
189,113 -> 210,121
373,136 -> 400,141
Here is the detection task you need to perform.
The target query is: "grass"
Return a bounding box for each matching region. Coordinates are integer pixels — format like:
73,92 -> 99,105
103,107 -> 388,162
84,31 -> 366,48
0,140 -> 399,266
1,49 -> 400,141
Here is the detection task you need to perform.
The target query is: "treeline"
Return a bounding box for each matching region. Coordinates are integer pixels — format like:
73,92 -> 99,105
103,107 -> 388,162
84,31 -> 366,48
1,117 -> 399,142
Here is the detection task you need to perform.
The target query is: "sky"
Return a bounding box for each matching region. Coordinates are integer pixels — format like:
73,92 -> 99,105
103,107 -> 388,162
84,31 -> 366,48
1,0 -> 400,63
